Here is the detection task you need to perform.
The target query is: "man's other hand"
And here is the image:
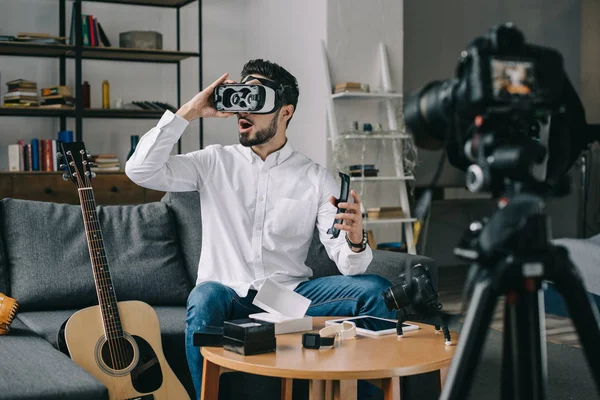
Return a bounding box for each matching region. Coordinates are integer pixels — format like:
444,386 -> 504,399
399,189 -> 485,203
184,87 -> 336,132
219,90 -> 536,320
176,73 -> 236,122
330,190 -> 364,252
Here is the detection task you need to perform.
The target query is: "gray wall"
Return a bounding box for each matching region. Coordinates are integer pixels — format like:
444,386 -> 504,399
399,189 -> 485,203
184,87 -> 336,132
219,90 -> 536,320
404,0 -> 581,187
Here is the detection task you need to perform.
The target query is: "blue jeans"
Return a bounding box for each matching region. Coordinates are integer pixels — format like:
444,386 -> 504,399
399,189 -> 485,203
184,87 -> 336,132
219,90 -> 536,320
185,274 -> 395,399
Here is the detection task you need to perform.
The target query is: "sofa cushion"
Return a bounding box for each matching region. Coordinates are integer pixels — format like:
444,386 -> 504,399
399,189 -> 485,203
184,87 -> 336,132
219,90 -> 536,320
0,319 -> 108,400
161,192 -> 202,284
1,198 -> 192,311
0,222 -> 7,295
17,306 -> 194,398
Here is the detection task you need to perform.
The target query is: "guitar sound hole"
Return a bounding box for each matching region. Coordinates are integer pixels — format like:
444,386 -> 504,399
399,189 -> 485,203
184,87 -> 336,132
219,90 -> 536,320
101,337 -> 135,371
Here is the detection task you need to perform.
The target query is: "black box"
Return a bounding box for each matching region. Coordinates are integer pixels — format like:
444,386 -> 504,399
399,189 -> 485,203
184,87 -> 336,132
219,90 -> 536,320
193,326 -> 224,347
223,318 -> 276,356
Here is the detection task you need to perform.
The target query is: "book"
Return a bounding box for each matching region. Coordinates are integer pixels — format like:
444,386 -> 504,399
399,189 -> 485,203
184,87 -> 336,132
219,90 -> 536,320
31,139 -> 39,171
52,140 -> 58,171
41,86 -> 72,97
97,22 -> 111,47
8,144 -> 21,171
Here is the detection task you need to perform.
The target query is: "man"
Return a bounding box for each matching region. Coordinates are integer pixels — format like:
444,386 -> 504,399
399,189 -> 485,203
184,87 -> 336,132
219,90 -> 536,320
125,59 -> 395,397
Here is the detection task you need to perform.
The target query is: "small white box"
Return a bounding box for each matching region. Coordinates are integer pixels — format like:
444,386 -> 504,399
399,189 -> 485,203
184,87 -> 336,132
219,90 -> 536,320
249,313 -> 313,335
251,278 -> 313,334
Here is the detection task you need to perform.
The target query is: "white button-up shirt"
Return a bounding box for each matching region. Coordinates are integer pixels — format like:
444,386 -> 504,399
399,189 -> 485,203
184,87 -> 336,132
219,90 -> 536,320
125,111 -> 373,297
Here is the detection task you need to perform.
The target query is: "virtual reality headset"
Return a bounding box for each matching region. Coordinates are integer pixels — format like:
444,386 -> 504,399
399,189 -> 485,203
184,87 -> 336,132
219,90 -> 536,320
213,75 -> 285,114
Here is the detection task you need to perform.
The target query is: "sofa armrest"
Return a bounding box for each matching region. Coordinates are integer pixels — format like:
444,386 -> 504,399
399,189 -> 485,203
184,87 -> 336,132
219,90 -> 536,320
366,250 -> 439,289
0,320 -> 108,400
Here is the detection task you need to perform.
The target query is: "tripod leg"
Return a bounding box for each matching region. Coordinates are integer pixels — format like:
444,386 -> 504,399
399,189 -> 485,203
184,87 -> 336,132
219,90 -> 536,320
548,245 -> 600,395
440,266 -> 502,400
501,279 -> 548,400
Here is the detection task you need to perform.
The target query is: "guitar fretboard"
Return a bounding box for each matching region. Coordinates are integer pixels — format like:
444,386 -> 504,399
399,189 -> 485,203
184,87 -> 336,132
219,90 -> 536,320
78,188 -> 124,340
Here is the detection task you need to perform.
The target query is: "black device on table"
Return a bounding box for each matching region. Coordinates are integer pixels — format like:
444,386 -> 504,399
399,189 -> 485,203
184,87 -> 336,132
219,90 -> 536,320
400,22 -> 600,400
327,172 -> 350,239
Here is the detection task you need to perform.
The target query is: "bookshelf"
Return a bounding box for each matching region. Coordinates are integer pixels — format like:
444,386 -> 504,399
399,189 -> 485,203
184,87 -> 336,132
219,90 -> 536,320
0,0 -> 203,154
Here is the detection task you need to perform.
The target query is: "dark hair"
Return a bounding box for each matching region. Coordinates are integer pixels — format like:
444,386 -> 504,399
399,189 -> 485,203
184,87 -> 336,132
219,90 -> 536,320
241,59 -> 299,126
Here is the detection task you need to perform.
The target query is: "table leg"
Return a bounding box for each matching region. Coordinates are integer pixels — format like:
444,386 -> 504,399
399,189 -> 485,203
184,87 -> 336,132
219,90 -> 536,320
325,380 -> 334,400
333,380 -> 357,400
200,358 -> 220,400
281,378 -> 293,400
440,367 -> 449,389
309,380 -> 325,400
382,377 -> 401,400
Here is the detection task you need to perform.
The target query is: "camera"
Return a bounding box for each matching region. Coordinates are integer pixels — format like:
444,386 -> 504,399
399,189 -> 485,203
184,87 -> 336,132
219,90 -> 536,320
403,23 -> 595,192
213,84 -> 279,114
381,263 -> 440,312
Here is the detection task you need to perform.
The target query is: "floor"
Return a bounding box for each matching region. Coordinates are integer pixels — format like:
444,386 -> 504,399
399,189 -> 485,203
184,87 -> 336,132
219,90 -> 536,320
437,265 -> 581,348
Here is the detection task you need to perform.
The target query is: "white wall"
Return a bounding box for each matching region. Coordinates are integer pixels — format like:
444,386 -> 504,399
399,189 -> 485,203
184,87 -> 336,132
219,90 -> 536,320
242,0 -> 328,166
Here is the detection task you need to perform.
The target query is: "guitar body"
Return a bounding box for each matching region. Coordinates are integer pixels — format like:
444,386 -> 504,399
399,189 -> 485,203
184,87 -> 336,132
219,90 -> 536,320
64,300 -> 189,400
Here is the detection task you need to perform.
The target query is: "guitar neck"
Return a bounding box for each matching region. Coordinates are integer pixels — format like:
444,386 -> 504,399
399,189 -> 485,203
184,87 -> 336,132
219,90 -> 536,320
78,187 -> 124,340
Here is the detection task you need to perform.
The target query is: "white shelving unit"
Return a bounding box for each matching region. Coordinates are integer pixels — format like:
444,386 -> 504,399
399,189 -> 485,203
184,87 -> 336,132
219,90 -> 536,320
321,41 -> 416,254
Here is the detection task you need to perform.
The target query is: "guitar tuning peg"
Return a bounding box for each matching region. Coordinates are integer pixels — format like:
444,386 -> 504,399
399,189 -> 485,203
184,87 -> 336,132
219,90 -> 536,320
59,164 -> 67,170
56,152 -> 63,160
62,173 -> 70,181
90,172 -> 97,179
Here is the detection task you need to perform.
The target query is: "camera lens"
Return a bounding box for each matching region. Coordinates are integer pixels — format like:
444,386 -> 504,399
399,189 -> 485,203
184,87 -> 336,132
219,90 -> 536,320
403,80 -> 456,151
381,283 -> 410,311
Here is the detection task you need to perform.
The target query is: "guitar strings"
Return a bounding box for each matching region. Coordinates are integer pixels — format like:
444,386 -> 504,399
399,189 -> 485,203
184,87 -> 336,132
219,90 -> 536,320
74,152 -> 127,376
81,161 -> 128,372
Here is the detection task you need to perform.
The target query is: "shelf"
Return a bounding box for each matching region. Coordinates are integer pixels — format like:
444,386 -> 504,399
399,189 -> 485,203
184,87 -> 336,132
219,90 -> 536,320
0,41 -> 72,57
363,217 -> 417,226
333,133 -> 410,140
83,109 -> 166,119
82,0 -> 197,7
350,176 -> 415,182
0,106 -> 74,117
75,47 -> 199,63
331,91 -> 403,100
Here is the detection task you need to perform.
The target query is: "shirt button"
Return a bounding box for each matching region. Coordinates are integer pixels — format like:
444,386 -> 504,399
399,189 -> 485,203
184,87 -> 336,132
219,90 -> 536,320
259,196 -> 264,202
256,254 -> 260,259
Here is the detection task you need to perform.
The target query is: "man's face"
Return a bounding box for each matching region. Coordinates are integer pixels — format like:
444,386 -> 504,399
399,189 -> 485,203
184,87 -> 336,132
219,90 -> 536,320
237,74 -> 280,147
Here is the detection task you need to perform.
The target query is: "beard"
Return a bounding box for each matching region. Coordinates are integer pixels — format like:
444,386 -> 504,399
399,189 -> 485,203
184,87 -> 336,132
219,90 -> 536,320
239,109 -> 280,147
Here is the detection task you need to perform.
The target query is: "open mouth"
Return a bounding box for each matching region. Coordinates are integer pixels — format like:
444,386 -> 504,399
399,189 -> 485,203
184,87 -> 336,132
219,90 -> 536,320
238,119 -> 254,133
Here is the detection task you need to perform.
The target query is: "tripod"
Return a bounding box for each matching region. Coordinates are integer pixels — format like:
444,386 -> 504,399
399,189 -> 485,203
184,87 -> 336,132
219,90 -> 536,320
439,190 -> 600,400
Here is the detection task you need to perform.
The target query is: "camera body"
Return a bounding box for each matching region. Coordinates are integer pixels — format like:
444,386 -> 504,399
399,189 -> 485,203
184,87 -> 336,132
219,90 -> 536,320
381,263 -> 440,312
402,23 -> 581,186
213,84 -> 278,114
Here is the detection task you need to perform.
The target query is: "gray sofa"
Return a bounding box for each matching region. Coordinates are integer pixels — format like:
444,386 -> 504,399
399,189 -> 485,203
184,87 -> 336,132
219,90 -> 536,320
0,191 -> 436,400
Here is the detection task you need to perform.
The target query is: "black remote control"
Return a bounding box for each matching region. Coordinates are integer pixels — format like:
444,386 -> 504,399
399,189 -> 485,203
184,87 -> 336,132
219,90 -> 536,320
327,172 -> 351,239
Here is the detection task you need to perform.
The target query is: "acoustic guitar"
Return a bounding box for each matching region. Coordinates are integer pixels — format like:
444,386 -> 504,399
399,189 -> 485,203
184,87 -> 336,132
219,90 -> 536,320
60,142 -> 190,400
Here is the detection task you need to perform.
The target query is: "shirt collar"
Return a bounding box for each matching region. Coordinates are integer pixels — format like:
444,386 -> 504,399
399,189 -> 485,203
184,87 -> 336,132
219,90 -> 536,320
239,140 -> 293,166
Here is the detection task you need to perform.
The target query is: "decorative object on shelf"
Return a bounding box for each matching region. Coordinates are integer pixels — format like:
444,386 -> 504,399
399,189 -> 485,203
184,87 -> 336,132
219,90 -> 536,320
82,81 -> 90,108
127,135 -> 139,161
333,82 -> 369,94
348,164 -> 378,177
366,207 -> 404,220
101,80 -> 110,109
376,242 -> 407,253
58,130 -> 74,143
115,97 -> 124,109
120,31 -> 163,50
362,123 -> 373,134
14,33 -> 66,44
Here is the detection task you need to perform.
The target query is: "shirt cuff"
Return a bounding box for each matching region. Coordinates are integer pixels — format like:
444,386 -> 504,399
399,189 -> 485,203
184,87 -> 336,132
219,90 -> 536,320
157,110 -> 190,133
340,242 -> 373,275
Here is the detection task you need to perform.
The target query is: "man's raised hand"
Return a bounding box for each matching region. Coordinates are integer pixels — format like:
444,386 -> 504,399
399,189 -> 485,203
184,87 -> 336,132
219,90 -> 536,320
176,73 -> 236,122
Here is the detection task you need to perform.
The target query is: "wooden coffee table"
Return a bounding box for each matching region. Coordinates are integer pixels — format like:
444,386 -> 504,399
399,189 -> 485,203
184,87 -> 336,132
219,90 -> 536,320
201,317 -> 456,400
